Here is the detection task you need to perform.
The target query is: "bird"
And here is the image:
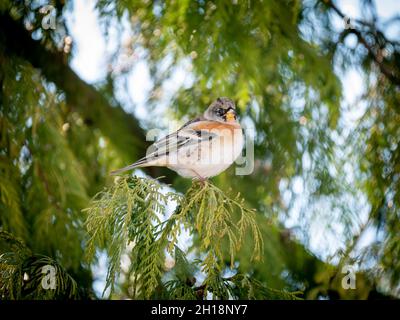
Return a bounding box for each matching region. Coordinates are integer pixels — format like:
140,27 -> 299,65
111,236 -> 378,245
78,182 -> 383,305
111,97 -> 244,180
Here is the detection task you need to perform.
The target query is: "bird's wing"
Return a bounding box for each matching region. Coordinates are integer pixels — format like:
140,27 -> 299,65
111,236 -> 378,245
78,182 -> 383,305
145,120 -> 218,160
110,118 -> 218,175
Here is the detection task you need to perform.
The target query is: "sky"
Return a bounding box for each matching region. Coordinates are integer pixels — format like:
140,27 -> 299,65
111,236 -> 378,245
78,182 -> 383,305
64,0 -> 400,297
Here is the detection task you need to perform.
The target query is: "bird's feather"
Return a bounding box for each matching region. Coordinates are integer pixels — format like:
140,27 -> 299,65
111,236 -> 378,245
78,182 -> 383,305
110,119 -> 217,175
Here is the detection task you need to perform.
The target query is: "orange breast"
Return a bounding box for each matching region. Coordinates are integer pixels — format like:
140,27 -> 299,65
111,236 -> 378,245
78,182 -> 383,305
191,121 -> 241,132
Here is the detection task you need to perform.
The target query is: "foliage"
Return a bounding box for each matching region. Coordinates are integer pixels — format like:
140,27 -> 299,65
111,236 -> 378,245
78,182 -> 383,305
0,0 -> 400,300
0,231 -> 79,300
85,176 -> 270,299
85,176 -> 170,297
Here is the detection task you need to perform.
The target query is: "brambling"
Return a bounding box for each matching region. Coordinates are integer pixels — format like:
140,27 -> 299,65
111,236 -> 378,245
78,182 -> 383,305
111,97 -> 244,180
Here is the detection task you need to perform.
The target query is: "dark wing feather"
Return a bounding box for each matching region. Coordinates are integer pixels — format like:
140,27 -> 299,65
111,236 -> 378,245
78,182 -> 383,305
110,116 -> 216,175
145,125 -> 217,160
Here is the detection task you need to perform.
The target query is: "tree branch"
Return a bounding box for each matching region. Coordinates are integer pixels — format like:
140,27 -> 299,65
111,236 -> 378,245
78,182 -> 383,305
323,0 -> 400,87
1,11 -> 394,300
0,13 -> 176,184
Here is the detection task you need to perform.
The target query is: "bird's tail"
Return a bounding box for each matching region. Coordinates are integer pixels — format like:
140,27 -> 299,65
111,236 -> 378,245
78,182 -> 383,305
110,158 -> 149,175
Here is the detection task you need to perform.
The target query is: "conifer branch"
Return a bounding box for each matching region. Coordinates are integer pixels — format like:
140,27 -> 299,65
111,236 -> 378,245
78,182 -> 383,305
0,231 -> 80,300
322,0 -> 400,87
0,13 -> 176,183
84,176 -> 267,299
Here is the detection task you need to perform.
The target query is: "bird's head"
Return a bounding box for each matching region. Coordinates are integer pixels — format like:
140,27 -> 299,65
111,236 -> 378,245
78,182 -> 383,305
204,97 -> 237,123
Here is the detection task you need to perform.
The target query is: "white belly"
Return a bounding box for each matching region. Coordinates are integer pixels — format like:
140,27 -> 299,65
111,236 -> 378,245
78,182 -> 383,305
169,128 -> 244,178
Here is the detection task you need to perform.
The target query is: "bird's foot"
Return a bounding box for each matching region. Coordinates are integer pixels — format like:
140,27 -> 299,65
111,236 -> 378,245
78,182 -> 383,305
191,170 -> 208,187
197,177 -> 208,187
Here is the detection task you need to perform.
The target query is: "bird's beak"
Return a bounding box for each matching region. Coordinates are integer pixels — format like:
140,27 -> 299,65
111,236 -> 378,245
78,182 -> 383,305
225,109 -> 236,122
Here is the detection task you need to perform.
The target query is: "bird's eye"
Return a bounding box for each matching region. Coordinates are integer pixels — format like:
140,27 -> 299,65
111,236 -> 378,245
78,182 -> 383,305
216,108 -> 224,116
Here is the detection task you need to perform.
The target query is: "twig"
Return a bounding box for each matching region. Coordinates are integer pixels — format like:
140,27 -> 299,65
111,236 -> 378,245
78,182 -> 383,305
322,0 -> 400,87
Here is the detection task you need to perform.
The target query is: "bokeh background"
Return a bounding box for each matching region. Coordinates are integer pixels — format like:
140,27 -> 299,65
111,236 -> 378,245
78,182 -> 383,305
1,0 -> 400,299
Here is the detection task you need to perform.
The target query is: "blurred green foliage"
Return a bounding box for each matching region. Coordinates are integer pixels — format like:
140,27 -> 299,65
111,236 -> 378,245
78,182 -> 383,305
0,0 -> 399,299
85,177 -> 268,299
